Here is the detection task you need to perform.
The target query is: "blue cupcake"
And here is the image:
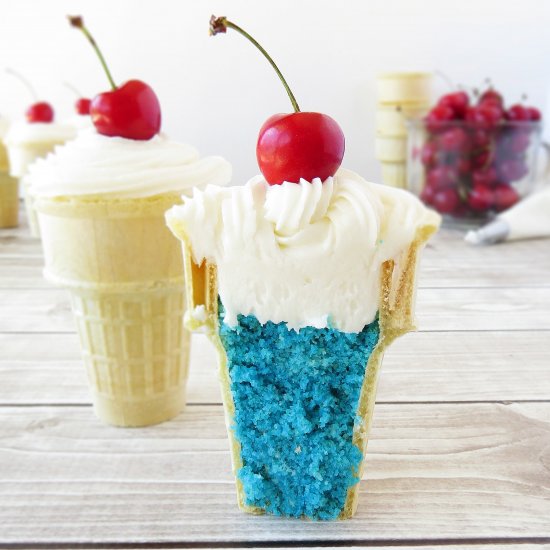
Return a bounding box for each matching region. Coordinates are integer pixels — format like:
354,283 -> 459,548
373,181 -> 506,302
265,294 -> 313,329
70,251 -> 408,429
167,169 -> 439,519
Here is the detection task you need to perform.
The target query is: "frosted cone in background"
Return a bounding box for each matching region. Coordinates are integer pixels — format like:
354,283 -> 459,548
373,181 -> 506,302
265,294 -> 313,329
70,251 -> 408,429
4,123 -> 76,238
35,193 -> 190,427
0,118 -> 19,228
0,172 -> 19,228
8,141 -> 66,238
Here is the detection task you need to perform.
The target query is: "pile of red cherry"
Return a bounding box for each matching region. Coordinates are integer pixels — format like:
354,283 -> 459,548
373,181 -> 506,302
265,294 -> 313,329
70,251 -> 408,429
419,88 -> 542,218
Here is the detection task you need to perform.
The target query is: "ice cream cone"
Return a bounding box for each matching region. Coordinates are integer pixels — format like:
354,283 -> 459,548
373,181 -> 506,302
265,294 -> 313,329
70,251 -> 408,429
5,122 -> 76,238
0,171 -> 19,228
168,215 -> 438,519
375,135 -> 407,162
375,103 -> 430,137
35,193 -> 190,427
377,72 -> 433,105
380,161 -> 407,189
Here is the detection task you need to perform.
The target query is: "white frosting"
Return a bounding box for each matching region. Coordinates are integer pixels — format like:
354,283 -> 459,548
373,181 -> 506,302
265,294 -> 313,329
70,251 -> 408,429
29,130 -> 232,198
166,168 -> 440,333
0,117 -> 10,139
64,114 -> 94,133
4,120 -> 76,146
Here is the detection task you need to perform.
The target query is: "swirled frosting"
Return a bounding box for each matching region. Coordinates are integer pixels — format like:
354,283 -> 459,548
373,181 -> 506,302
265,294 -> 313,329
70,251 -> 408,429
29,130 -> 232,198
166,169 -> 440,333
4,120 -> 76,146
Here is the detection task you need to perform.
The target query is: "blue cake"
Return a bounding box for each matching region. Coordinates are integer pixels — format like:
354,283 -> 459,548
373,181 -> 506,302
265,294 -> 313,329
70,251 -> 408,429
218,301 -> 380,520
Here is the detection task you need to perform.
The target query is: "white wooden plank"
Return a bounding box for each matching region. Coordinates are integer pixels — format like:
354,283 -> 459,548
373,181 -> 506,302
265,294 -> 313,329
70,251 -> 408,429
0,403 -> 549,543
1,286 -> 549,333
0,331 -> 549,405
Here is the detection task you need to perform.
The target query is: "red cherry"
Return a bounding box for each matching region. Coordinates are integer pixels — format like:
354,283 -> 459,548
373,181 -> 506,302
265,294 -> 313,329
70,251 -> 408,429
508,130 -> 531,154
472,129 -> 491,149
456,156 -> 472,175
472,149 -> 493,170
438,91 -> 470,119
479,89 -> 503,107
426,166 -> 457,190
91,80 -> 161,140
497,158 -> 528,182
506,104 -> 530,122
75,98 -> 91,115
69,17 -> 161,140
425,105 -> 454,132
26,101 -> 54,123
468,185 -> 493,211
472,167 -> 497,187
438,127 -> 470,152
493,183 -> 519,211
526,106 -> 542,121
420,141 -> 438,167
466,103 -> 503,130
432,188 -> 460,214
257,112 -> 344,184
420,184 -> 436,205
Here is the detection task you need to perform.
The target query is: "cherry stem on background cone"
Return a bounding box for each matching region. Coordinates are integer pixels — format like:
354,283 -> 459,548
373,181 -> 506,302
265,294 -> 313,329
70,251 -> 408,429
63,81 -> 83,97
68,15 -> 117,91
209,15 -> 301,113
5,68 -> 38,100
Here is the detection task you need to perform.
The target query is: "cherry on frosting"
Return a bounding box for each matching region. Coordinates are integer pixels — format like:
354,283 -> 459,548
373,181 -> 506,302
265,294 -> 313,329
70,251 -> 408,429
26,102 -> 54,123
210,16 -> 345,185
6,68 -> 55,124
68,16 -> 161,140
75,97 -> 91,115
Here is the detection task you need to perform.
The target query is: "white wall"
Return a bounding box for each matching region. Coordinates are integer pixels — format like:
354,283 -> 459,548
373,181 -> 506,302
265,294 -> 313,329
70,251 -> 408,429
1,0 -> 549,185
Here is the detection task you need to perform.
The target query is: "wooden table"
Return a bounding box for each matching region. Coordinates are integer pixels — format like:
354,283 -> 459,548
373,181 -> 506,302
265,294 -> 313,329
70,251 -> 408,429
1,211 -> 549,549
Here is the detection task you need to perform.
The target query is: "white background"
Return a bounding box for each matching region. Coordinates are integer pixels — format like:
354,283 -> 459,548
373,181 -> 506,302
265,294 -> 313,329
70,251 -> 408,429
1,0 -> 549,185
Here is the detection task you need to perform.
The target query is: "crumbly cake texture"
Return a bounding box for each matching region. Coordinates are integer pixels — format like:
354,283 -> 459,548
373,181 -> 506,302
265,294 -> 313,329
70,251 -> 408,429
169,216 -> 439,519
218,300 -> 380,520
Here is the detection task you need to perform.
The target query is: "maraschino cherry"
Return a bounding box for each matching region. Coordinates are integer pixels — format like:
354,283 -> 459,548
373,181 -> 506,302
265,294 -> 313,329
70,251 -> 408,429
5,68 -> 54,123
68,16 -> 161,140
210,16 -> 345,185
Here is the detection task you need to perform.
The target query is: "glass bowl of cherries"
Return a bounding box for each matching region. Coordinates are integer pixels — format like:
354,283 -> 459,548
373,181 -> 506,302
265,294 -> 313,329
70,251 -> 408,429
407,88 -> 542,225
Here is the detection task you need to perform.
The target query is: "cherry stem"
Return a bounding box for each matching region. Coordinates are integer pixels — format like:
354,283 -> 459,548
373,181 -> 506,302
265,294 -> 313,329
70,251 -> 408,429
5,68 -> 38,101
211,16 -> 300,113
68,16 -> 116,91
63,81 -> 83,97
435,70 -> 455,91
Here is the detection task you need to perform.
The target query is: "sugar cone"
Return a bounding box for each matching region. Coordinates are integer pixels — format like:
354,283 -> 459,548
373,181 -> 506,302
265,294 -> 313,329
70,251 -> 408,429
0,172 -> 19,228
7,141 -> 66,238
168,217 -> 438,519
35,193 -> 190,427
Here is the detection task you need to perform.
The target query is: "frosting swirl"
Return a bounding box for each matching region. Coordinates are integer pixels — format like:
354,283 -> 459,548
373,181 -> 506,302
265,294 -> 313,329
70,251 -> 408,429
4,120 -> 76,146
29,130 -> 232,198
166,169 -> 440,333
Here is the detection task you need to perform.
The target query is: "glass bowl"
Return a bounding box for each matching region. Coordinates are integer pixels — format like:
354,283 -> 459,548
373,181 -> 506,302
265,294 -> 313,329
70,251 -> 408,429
407,119 -> 542,226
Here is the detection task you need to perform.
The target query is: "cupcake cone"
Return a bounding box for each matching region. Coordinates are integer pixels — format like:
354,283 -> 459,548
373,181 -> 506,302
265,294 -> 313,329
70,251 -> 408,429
170,217 -> 437,519
35,193 -> 190,427
0,172 -> 19,228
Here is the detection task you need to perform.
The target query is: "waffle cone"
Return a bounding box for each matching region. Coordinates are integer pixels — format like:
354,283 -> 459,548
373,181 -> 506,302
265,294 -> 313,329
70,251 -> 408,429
170,217 -> 438,518
0,172 -> 19,228
35,193 -> 190,427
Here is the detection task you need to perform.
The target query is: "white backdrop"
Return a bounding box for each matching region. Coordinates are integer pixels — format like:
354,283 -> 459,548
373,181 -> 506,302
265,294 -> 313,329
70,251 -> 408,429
1,0 -> 549,185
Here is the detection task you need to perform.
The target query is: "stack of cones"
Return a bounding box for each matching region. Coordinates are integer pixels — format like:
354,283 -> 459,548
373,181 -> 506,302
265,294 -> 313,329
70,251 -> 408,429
375,72 -> 432,188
